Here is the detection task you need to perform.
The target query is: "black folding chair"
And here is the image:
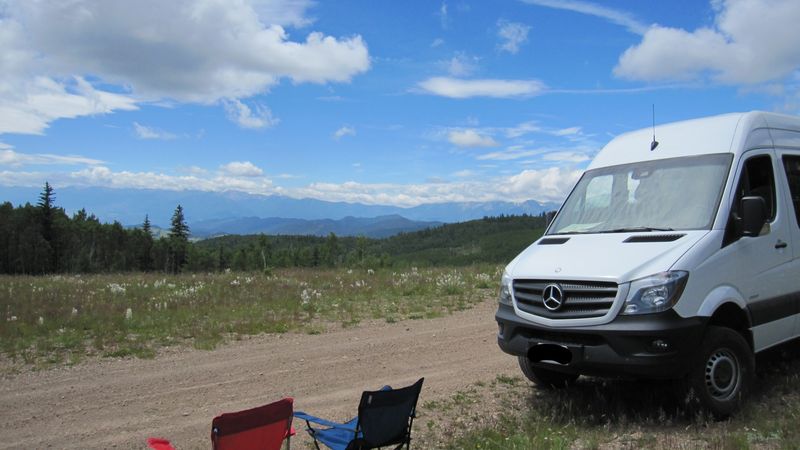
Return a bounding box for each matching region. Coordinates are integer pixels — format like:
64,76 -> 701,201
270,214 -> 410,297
294,378 -> 424,450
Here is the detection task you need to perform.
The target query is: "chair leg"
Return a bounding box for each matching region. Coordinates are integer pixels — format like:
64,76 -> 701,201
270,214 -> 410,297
305,421 -> 322,450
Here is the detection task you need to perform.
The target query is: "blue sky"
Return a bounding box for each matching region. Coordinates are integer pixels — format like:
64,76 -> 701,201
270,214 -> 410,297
1,0 -> 800,207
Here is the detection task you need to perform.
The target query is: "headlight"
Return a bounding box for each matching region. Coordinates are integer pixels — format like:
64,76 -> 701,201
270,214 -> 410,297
499,271 -> 513,305
621,271 -> 688,315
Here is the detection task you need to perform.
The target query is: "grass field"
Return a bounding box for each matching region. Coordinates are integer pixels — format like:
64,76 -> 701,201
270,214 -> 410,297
0,266 -> 499,367
421,343 -> 800,450
5,267 -> 800,449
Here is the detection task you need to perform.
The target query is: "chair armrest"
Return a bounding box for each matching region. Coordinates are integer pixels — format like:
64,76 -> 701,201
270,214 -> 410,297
293,412 -> 358,431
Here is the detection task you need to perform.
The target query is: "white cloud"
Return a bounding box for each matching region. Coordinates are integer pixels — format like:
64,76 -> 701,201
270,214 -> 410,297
440,53 -> 479,77
552,126 -> 582,136
0,0 -> 369,135
452,169 -> 475,178
615,0 -> 800,84
505,120 -> 542,138
0,147 -> 104,167
520,0 -> 648,35
286,166 -> 582,205
478,146 -> 543,161
447,129 -> 499,148
542,151 -> 592,163
0,164 -> 583,206
133,122 -> 177,140
502,167 -> 583,202
333,126 -> 356,140
224,99 -> 279,129
0,77 -> 138,135
439,2 -> 450,29
497,20 -> 531,54
417,77 -> 546,98
431,38 -> 445,48
220,161 -> 264,177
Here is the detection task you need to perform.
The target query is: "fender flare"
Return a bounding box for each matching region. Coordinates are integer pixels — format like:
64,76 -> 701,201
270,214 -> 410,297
696,285 -> 749,321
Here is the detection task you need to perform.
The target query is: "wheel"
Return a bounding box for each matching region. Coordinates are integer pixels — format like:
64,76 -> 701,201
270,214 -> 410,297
518,356 -> 579,388
687,326 -> 754,418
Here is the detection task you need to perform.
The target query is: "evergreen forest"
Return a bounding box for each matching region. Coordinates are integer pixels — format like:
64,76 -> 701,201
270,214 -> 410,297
0,184 -> 549,274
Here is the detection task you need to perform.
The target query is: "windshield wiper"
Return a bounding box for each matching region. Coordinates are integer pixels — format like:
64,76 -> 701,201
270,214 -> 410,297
602,226 -> 675,233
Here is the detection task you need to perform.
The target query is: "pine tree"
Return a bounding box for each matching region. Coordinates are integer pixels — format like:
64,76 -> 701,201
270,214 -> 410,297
37,182 -> 56,272
143,215 -> 152,236
169,205 -> 190,273
140,215 -> 154,271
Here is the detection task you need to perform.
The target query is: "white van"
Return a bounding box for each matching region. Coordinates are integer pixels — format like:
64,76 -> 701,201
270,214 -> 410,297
495,111 -> 800,416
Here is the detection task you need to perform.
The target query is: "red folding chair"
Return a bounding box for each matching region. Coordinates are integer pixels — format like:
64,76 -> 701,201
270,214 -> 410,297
211,397 -> 295,450
146,397 -> 294,450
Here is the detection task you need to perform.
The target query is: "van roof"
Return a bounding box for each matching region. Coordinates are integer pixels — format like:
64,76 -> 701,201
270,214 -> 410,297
588,111 -> 800,170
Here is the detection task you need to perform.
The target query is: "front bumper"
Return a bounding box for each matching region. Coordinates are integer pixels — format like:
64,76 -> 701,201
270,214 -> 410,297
495,302 -> 707,379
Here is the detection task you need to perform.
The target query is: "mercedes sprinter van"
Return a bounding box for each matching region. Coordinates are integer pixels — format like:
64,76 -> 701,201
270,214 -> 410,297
495,111 -> 800,416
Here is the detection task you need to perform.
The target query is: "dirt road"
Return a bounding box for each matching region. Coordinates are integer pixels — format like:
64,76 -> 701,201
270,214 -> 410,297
0,297 -> 518,449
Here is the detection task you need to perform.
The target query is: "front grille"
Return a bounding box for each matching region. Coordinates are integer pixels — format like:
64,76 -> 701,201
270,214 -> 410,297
513,279 -> 618,319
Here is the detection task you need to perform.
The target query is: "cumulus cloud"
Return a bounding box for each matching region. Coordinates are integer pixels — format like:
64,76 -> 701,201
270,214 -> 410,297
497,20 -> 531,54
220,161 -> 264,177
0,77 -> 138,135
615,0 -> 800,84
224,99 -> 279,129
447,129 -> 499,148
133,122 -> 177,140
417,77 -> 546,98
520,0 -> 648,35
333,126 -> 356,140
0,0 -> 369,134
287,167 -> 583,205
1,164 -> 583,206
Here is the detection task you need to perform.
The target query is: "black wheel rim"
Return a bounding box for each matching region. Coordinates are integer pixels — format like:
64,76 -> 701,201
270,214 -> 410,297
704,347 -> 741,402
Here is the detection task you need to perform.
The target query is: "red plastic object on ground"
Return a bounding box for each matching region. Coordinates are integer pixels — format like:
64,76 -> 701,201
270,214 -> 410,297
146,437 -> 177,450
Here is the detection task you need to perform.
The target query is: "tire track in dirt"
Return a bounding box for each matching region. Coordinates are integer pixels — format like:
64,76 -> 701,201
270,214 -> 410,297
0,297 -> 518,449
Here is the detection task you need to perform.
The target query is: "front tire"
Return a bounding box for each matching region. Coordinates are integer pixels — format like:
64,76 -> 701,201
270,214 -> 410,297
518,356 -> 579,388
687,326 -> 753,418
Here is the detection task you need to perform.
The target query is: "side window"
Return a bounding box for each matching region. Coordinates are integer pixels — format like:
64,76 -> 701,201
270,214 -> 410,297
724,154 -> 776,246
734,155 -> 777,221
783,155 -> 800,228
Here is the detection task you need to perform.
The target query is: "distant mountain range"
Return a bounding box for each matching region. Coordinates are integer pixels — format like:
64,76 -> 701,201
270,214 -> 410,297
190,215 -> 442,238
0,186 -> 559,237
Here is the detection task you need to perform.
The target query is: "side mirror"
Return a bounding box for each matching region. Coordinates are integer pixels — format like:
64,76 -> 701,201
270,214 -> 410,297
740,196 -> 767,237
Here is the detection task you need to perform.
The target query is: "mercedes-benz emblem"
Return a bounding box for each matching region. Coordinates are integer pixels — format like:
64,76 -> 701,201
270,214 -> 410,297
542,284 -> 564,311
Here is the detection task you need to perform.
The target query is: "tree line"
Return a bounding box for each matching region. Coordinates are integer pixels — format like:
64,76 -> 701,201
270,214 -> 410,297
0,183 -> 190,274
0,183 -> 548,275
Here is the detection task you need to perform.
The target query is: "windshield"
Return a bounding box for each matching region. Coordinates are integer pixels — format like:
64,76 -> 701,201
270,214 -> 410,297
549,154 -> 733,235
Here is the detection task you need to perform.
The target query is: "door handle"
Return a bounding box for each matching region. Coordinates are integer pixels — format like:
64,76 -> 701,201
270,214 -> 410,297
775,240 -> 788,249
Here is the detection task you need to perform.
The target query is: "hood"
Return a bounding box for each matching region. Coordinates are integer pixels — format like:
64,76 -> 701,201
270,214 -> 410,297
507,231 -> 708,283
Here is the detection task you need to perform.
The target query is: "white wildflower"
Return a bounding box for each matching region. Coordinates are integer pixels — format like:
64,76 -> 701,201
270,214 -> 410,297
367,269 -> 375,275
107,283 -> 126,294
8,316 -> 17,322
125,308 -> 133,320
37,316 -> 44,325
71,307 -> 78,317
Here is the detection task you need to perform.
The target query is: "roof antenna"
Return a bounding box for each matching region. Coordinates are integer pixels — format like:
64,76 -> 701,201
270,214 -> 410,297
650,104 -> 659,151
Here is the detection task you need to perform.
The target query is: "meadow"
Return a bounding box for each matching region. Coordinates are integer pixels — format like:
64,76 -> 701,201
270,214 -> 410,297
5,266 -> 800,449
0,266 -> 499,367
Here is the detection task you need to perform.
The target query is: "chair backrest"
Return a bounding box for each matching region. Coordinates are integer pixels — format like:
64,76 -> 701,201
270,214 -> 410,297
211,397 -> 293,450
353,378 -> 424,449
